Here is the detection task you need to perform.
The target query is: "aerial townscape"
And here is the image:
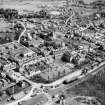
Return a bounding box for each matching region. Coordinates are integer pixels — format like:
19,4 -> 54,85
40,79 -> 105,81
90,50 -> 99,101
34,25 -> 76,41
0,0 -> 105,105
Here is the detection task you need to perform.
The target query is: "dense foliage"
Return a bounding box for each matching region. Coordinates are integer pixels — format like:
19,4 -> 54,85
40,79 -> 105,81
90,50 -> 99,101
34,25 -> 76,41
0,8 -> 18,20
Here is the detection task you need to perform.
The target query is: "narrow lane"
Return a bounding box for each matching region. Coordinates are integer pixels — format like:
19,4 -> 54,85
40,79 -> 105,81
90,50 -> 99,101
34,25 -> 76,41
17,21 -> 26,43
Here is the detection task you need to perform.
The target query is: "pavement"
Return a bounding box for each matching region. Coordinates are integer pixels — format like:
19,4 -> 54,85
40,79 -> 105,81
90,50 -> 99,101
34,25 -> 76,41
21,93 -> 48,105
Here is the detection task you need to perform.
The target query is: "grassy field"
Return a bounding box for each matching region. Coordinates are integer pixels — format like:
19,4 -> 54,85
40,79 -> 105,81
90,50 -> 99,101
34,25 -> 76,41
0,20 -> 11,31
0,0 -> 65,12
66,69 -> 105,105
0,0 -> 98,12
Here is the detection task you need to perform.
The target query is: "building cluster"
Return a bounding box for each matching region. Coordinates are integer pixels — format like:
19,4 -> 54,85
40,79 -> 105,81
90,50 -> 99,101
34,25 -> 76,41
0,1 -> 105,104
12,5 -> 105,84
0,41 -> 35,90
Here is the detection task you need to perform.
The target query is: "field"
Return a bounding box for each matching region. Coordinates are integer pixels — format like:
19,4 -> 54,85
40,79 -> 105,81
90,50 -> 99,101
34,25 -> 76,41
0,0 -> 65,12
0,0 -> 98,12
66,69 -> 105,105
0,20 -> 11,31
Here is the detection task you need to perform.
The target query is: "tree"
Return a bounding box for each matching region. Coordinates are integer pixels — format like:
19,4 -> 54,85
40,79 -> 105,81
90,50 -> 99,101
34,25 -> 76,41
0,8 -> 4,14
0,8 -> 18,20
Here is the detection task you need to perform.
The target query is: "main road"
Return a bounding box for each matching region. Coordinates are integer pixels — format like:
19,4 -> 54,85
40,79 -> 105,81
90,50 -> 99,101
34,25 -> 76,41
4,61 -> 105,105
4,69 -> 81,105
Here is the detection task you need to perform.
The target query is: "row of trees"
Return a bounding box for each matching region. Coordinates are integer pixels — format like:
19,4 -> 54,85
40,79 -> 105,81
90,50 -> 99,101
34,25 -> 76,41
0,8 -> 18,20
19,9 -> 50,19
0,8 -> 51,20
